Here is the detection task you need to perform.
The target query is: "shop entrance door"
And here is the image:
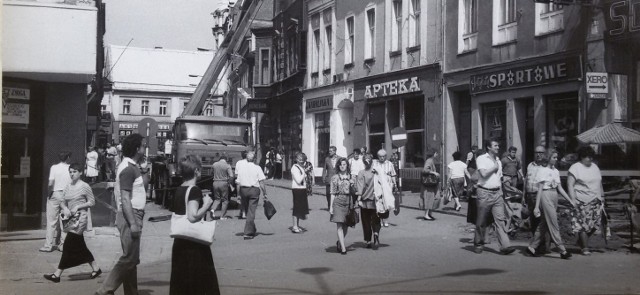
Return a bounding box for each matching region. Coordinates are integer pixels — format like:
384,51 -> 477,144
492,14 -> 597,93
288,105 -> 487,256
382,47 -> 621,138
483,102 -> 507,152
1,129 -> 30,230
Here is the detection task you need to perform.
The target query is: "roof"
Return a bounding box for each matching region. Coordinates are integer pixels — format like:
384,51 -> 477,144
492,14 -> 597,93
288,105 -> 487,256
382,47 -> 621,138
177,115 -> 252,124
106,45 -> 215,93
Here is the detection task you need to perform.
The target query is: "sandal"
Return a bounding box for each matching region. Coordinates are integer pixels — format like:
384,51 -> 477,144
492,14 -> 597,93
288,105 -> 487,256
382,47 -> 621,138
291,227 -> 302,233
90,269 -> 102,279
43,273 -> 60,283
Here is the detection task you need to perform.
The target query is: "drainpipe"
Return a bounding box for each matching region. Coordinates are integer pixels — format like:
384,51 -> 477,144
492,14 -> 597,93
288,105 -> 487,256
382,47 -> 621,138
440,0 -> 447,182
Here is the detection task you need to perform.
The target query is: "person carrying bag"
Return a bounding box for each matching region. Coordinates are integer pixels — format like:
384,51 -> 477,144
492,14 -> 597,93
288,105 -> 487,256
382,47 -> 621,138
170,186 -> 216,245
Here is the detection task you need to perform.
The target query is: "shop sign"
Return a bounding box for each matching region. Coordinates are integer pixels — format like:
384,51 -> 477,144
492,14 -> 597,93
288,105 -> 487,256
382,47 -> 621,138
159,124 -> 171,130
2,87 -> 30,100
2,103 -> 29,124
119,123 -> 138,129
586,72 -> 609,94
306,96 -> 333,112
364,77 -> 420,99
247,99 -> 269,113
20,157 -> 30,177
470,56 -> 582,94
603,0 -> 640,42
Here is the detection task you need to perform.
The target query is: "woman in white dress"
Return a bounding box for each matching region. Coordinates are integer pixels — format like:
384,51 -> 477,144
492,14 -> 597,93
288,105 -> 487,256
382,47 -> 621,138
85,147 -> 99,183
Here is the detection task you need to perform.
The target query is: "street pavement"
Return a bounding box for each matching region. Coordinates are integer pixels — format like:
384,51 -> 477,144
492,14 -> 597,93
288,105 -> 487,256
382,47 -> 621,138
1,179 -> 639,295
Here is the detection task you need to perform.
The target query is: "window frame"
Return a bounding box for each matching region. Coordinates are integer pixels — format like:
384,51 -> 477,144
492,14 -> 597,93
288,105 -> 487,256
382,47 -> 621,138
365,7 -> 376,60
141,100 -> 149,115
345,15 -> 355,65
323,9 -> 333,72
458,0 -> 478,53
492,0 -> 518,46
391,0 -> 402,53
535,3 -> 564,36
123,99 -> 131,114
259,47 -> 271,85
408,0 -> 421,48
159,100 -> 168,116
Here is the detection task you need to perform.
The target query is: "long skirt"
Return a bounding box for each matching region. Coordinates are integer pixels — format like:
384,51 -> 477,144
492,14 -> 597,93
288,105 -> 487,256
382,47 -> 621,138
292,188 -> 309,219
571,198 -> 604,234
58,232 -> 94,269
330,194 -> 350,223
170,238 -> 220,295
421,185 -> 438,210
450,177 -> 465,198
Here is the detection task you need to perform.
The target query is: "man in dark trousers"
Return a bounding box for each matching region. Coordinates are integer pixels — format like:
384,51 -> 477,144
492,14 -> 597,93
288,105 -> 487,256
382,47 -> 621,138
210,154 -> 234,220
96,134 -> 146,295
322,146 -> 339,210
525,145 -> 551,252
236,151 -> 268,240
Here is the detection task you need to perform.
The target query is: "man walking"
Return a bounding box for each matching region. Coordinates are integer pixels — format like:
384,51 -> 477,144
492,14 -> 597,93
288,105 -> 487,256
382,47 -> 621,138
236,151 -> 268,240
105,143 -> 118,181
211,154 -> 234,220
235,151 -> 249,219
501,146 -> 523,187
525,145 -> 550,252
322,146 -> 339,210
474,139 -> 515,255
40,151 -> 72,252
96,134 -> 146,295
373,149 -> 398,226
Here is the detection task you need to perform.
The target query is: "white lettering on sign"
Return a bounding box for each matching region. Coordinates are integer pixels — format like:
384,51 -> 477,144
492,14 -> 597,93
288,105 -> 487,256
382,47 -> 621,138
118,123 -> 139,129
391,133 -> 407,141
586,72 -> 609,94
364,77 -> 420,99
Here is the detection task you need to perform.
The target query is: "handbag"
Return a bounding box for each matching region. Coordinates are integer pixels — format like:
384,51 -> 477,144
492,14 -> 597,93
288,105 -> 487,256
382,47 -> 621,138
264,197 -> 277,220
432,194 -> 441,210
443,186 -> 452,205
421,172 -> 440,186
61,212 -> 81,233
345,196 -> 360,227
170,186 -> 216,245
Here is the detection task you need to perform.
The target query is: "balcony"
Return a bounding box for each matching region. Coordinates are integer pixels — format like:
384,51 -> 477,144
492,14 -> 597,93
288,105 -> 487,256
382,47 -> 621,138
2,0 -> 98,83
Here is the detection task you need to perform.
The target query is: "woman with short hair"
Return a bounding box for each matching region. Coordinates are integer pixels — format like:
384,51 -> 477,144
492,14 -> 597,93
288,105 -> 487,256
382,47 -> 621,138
568,146 -> 604,256
447,151 -> 470,211
290,152 -> 310,233
421,149 -> 440,220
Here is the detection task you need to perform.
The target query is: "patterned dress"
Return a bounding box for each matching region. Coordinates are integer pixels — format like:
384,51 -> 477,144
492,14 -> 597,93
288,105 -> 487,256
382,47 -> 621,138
569,162 -> 604,233
330,174 -> 354,223
303,161 -> 314,196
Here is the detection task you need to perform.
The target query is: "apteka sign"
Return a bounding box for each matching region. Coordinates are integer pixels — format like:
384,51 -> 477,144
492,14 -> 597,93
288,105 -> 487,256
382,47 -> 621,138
364,77 -> 420,99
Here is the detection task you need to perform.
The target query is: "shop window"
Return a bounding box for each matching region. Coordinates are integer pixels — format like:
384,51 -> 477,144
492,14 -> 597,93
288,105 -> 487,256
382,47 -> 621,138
315,112 -> 331,166
369,103 -> 385,152
345,16 -> 355,65
458,0 -> 478,53
483,102 -> 507,154
408,0 -> 420,48
547,97 -> 578,170
141,100 -> 149,115
404,97 -> 424,167
159,101 -> 167,116
123,99 -> 131,114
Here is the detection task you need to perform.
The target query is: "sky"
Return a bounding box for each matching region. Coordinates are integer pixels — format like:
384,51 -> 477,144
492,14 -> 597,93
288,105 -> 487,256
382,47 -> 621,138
105,0 -> 230,51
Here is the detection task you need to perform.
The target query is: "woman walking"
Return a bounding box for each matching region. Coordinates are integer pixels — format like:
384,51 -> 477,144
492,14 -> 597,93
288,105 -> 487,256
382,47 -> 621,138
330,158 -> 354,255
447,151 -> 470,211
170,155 -> 220,295
526,149 -> 575,259
421,149 -> 440,220
290,153 -> 310,233
356,154 -> 382,249
43,163 -> 101,283
568,146 -> 604,256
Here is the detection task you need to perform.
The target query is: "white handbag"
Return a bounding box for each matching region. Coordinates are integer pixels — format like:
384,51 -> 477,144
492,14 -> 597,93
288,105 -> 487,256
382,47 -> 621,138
170,186 -> 216,245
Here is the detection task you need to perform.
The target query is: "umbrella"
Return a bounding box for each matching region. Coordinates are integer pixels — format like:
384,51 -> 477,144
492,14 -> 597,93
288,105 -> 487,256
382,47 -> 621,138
576,122 -> 640,144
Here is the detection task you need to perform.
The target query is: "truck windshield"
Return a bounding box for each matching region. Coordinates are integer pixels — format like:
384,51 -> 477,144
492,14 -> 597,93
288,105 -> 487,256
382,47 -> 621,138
178,122 -> 247,142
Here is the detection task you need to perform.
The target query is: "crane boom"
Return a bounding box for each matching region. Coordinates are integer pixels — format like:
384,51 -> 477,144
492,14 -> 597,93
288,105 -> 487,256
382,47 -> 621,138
182,0 -> 262,116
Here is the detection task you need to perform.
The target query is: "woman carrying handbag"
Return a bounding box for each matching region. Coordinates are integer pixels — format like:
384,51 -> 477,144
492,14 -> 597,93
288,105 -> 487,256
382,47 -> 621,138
169,155 -> 220,295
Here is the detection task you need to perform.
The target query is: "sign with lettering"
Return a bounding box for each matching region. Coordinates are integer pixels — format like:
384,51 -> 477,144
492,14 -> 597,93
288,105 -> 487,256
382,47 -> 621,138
604,0 -> 640,43
2,87 -> 30,101
20,157 -> 30,177
2,103 -> 29,124
119,123 -> 138,129
246,99 -> 269,113
364,77 -> 421,99
586,72 -> 609,94
306,96 -> 333,112
470,56 -> 582,94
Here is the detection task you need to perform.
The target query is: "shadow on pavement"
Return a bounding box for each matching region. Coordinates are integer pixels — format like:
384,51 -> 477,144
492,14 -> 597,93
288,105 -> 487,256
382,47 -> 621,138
139,279 -> 170,287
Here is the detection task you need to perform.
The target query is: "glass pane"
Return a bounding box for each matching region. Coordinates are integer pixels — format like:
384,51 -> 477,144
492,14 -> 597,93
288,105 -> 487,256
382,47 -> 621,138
369,134 -> 385,154
404,96 -> 424,130
483,102 -> 507,154
388,100 -> 400,131
547,97 -> 579,169
405,132 -> 423,168
369,103 -> 385,133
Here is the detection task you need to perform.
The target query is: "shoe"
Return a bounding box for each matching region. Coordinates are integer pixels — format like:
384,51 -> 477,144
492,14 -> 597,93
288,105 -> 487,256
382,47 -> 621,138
560,251 -> 572,260
500,247 -> 516,255
365,241 -> 372,248
525,247 -> 538,257
373,234 -> 380,250
90,269 -> 102,279
341,250 -> 347,255
383,222 -> 389,227
39,246 -> 53,253
291,227 -> 302,233
336,241 -> 341,252
243,236 -> 254,240
474,247 -> 483,254
581,248 -> 592,256
422,216 -> 435,221
455,205 -> 462,211
219,216 -> 230,220
43,273 -> 60,283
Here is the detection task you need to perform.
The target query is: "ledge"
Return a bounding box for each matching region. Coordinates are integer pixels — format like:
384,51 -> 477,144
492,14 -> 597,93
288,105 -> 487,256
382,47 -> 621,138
389,50 -> 401,57
406,45 -> 421,53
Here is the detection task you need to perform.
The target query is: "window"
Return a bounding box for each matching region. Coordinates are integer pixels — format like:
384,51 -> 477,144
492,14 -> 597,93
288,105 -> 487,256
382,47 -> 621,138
315,112 -> 330,166
141,100 -> 149,115
159,101 -> 167,115
323,9 -> 332,71
493,0 -> 518,45
391,0 -> 402,52
365,8 -> 376,60
101,105 -> 107,112
123,99 -> 131,114
368,103 -> 385,152
345,16 -> 355,65
288,35 -> 297,75
535,3 -> 564,35
547,97 -> 578,170
313,29 -> 321,73
204,101 -> 214,116
458,0 -> 478,53
408,0 -> 420,48
260,48 -> 270,85
404,97 -> 424,167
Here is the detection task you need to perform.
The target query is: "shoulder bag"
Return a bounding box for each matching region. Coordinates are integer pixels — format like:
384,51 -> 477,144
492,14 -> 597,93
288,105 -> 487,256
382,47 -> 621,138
264,196 -> 277,220
170,186 -> 216,245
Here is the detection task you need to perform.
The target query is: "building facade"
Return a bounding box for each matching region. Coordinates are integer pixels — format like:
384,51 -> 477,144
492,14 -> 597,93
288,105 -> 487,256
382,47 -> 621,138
304,0 -> 443,180
2,0 -> 104,230
442,0 -> 639,174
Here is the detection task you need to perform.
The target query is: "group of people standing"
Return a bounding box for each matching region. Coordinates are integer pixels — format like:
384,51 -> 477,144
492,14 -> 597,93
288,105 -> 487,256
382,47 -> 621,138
85,143 -> 120,183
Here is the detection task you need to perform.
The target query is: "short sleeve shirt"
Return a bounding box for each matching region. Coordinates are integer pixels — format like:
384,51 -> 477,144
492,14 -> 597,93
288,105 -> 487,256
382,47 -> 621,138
525,162 -> 543,193
568,162 -> 602,204
501,156 -> 521,176
172,186 -> 203,215
349,158 -> 365,176
115,157 -> 146,210
448,161 -> 467,179
236,162 -> 266,187
49,163 -> 72,191
535,166 -> 561,190
476,153 -> 502,189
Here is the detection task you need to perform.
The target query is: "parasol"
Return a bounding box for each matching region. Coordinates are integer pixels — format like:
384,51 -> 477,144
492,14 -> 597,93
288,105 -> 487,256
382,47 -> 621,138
576,122 -> 640,144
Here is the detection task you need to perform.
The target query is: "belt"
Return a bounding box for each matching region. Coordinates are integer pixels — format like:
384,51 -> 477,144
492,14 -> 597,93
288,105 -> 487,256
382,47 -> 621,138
504,174 -> 517,177
213,179 -> 229,182
478,186 -> 500,191
133,208 -> 145,213
240,186 -> 258,189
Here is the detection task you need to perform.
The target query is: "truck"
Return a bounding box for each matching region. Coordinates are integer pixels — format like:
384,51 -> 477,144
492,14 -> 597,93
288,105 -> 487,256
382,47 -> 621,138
152,0 -> 263,207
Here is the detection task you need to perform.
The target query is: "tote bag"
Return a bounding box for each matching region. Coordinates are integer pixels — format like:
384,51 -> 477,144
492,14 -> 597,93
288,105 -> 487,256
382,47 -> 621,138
170,186 -> 216,245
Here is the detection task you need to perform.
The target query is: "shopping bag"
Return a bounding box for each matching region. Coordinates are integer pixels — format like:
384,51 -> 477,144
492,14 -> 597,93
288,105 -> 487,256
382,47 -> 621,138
264,197 -> 277,220
345,208 -> 359,227
170,186 -> 217,245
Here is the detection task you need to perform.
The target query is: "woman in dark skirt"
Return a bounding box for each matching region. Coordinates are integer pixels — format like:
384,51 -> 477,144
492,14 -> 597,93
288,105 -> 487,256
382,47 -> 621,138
330,158 -> 354,255
290,153 -> 310,233
44,163 -> 101,283
170,155 -> 220,295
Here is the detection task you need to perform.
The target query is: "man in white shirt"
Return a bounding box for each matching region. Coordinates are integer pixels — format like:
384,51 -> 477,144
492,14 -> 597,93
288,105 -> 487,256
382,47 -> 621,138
235,151 -> 249,219
373,149 -> 397,226
40,152 -> 72,252
474,139 -> 514,255
236,150 -> 268,240
348,149 -> 365,177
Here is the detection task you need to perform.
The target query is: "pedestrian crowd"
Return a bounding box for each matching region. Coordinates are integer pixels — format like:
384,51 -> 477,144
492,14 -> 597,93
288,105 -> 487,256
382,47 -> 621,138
39,132 -> 614,294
